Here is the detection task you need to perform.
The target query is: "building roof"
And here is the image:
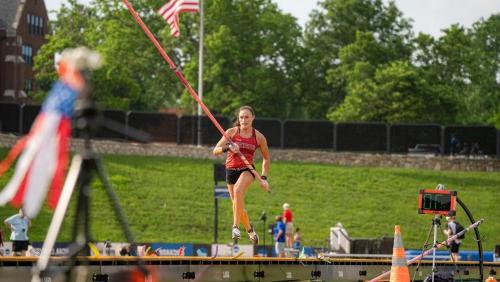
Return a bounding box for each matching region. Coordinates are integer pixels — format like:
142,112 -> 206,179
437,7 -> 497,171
0,0 -> 23,34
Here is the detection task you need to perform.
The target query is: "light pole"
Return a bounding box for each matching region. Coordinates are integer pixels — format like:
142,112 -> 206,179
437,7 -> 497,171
260,211 -> 267,256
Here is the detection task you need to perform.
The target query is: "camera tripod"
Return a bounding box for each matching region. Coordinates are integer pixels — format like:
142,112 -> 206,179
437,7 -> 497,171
415,184 -> 450,282
32,99 -> 147,281
430,215 -> 441,282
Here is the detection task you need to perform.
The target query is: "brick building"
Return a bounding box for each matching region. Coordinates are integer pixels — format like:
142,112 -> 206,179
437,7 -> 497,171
0,0 -> 48,102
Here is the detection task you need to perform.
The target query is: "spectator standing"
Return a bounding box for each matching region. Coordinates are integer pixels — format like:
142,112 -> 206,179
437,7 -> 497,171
449,134 -> 459,156
4,209 -> 31,256
293,228 -> 302,249
282,203 -> 294,248
274,215 -> 286,258
444,216 -> 462,261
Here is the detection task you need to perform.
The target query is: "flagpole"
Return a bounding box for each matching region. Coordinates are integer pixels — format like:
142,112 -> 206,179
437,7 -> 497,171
196,0 -> 204,147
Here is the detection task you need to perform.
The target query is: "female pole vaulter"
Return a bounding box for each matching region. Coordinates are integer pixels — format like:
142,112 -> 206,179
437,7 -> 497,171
122,0 -> 271,245
213,106 -> 270,244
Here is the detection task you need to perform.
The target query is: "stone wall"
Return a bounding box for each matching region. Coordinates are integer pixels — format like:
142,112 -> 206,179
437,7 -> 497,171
1,133 -> 499,172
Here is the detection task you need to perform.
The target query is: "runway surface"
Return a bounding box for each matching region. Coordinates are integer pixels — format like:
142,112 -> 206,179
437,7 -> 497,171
0,256 -> 497,281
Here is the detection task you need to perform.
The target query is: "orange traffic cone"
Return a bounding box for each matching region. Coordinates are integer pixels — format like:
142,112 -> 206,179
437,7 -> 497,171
389,225 -> 410,282
486,275 -> 497,282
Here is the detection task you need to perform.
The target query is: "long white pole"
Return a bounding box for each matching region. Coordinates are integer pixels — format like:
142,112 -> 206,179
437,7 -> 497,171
196,0 -> 204,146
32,156 -> 82,281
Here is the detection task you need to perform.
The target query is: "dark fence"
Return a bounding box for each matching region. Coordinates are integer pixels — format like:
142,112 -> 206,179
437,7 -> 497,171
390,124 -> 441,153
1,102 -> 499,157
443,126 -> 497,155
336,122 -> 387,152
0,103 -> 20,133
20,104 -> 41,134
128,111 -> 177,142
283,120 -> 334,149
178,115 -> 230,145
253,118 -> 282,148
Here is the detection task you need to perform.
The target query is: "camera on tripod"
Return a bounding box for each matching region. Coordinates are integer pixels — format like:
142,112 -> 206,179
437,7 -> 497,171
74,98 -> 103,138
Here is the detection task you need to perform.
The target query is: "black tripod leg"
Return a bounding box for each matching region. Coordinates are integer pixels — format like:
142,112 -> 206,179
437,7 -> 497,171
412,221 -> 435,282
93,156 -> 150,276
93,156 -> 136,244
33,155 -> 84,281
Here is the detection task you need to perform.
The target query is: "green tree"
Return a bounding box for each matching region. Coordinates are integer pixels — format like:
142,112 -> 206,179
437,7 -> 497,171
34,0 -> 189,111
302,0 -> 413,118
34,0 -> 304,118
468,14 -> 500,124
34,0 -> 95,98
331,14 -> 500,125
424,25 -> 473,123
413,18 -> 500,125
326,28 -> 424,123
181,0 -> 304,118
329,60 -> 457,123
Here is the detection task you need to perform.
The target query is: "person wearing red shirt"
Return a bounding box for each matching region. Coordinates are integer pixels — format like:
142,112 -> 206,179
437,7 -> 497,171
282,203 -> 294,248
213,106 -> 270,244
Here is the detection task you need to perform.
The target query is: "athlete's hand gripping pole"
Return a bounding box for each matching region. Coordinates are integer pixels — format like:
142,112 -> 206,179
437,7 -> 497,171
122,0 -> 270,193
259,176 -> 270,193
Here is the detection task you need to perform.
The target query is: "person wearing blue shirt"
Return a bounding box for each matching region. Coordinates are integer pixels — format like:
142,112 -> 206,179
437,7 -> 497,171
4,209 -> 31,256
274,215 -> 286,258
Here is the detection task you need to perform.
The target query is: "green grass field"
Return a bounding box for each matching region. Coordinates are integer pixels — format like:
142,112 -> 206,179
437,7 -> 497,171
0,148 -> 498,251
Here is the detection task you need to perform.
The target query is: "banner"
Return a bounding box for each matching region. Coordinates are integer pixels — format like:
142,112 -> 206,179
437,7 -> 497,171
30,242 -> 70,256
193,243 -> 211,257
150,243 -> 193,256
211,244 -> 254,257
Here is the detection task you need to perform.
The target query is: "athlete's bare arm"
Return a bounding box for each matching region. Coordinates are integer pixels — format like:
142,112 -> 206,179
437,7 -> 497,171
213,128 -> 236,155
256,131 -> 270,177
255,130 -> 270,192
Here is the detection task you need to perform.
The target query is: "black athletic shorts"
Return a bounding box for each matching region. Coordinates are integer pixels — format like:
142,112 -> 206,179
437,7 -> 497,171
13,240 -> 29,252
226,166 -> 255,185
450,241 -> 460,253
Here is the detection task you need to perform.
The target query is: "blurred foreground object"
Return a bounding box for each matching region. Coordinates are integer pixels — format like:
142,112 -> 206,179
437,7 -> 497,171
0,47 -> 101,218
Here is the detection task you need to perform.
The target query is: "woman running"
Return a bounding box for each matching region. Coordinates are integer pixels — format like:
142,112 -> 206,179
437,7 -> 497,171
213,106 -> 270,244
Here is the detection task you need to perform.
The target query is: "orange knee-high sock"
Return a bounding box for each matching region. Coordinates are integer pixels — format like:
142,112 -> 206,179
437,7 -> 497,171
240,209 -> 251,231
233,200 -> 250,231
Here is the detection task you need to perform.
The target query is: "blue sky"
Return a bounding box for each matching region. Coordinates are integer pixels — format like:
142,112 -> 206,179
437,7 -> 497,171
46,0 -> 500,38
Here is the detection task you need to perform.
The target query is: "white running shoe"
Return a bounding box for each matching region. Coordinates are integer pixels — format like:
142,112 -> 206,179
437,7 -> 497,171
247,224 -> 259,245
232,226 -> 241,240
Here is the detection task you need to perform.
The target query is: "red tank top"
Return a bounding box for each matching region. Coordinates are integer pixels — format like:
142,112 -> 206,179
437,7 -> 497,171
226,127 -> 258,169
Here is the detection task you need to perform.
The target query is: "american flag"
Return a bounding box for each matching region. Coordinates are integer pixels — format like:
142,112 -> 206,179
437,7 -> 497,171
158,0 -> 199,37
0,81 -> 76,218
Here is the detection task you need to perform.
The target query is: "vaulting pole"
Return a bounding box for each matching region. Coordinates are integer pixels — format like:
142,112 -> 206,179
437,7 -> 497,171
122,0 -> 269,191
